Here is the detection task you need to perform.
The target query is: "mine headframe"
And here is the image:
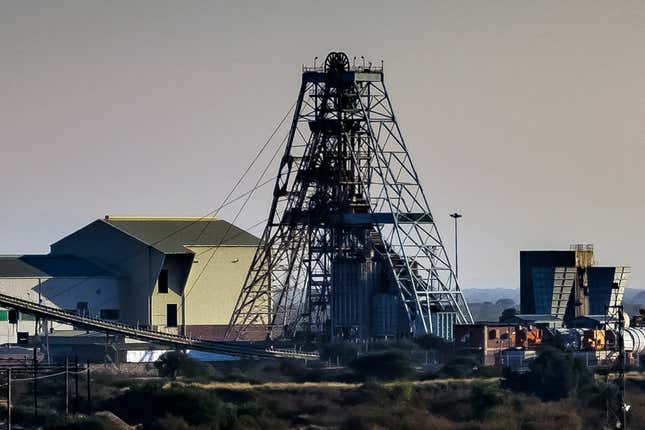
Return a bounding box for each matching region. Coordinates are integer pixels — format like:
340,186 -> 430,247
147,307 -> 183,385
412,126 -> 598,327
226,52 -> 473,342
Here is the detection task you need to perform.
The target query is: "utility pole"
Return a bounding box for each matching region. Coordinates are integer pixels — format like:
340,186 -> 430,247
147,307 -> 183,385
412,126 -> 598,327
6,369 -> 11,430
86,360 -> 91,413
618,305 -> 627,429
74,357 -> 79,414
450,213 -> 463,279
33,348 -> 38,418
65,357 -> 69,418
607,303 -> 628,429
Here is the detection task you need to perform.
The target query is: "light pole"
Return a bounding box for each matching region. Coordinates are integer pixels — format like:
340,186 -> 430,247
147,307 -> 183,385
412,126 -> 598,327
450,212 -> 462,279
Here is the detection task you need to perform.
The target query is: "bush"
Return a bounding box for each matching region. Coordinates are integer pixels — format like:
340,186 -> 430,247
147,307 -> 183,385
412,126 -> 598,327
154,351 -> 216,380
349,351 -> 414,380
369,339 -> 418,352
435,358 -> 480,379
103,383 -> 237,429
151,415 -> 191,430
320,342 -> 360,365
470,383 -> 507,420
414,334 -> 449,351
502,349 -> 594,401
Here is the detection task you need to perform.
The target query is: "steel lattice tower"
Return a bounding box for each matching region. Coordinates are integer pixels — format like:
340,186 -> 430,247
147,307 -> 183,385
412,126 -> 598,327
227,52 -> 473,341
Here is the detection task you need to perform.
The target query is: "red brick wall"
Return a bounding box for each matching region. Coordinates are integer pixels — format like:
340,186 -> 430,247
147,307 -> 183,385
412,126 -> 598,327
183,324 -> 267,341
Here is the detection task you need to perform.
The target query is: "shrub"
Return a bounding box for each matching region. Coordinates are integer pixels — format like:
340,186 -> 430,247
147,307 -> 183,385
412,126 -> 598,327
320,342 -> 360,364
151,415 -> 191,430
103,383 -> 237,429
502,349 -> 594,401
414,334 -> 449,351
435,358 -> 480,379
369,339 -> 418,352
154,351 -> 216,380
470,383 -> 507,420
349,351 -> 414,380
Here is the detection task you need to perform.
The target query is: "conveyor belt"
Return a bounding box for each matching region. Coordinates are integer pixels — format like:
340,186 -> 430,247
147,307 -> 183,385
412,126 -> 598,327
0,293 -> 318,360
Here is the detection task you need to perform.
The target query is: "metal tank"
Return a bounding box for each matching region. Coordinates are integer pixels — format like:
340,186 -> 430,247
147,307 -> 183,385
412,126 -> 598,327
623,328 -> 645,353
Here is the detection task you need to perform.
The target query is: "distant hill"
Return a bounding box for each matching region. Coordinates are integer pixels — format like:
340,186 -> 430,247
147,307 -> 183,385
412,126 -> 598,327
461,289 -> 519,322
624,288 -> 645,304
462,288 -> 645,321
462,288 -> 520,304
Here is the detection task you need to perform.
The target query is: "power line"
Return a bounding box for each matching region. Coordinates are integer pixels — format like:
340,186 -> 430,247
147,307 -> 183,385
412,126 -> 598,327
189,101 -> 296,245
183,129 -> 288,299
44,100 -> 295,303
47,176 -> 277,302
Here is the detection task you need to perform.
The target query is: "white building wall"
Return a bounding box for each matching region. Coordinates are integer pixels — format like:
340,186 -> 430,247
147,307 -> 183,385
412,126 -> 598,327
0,276 -> 119,344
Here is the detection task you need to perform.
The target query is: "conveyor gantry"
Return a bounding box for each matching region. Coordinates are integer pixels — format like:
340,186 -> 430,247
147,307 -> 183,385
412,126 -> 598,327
0,293 -> 318,360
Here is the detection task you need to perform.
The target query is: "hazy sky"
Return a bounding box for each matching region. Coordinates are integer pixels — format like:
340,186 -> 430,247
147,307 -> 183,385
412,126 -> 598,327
1,1 -> 643,290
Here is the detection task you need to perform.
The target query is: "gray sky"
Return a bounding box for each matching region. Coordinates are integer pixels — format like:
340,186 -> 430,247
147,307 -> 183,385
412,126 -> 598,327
1,1 -> 643,290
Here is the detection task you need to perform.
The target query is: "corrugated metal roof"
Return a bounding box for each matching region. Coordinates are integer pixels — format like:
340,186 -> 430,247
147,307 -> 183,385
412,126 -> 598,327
570,315 -> 613,324
0,255 -> 114,278
508,314 -> 562,323
102,216 -> 260,254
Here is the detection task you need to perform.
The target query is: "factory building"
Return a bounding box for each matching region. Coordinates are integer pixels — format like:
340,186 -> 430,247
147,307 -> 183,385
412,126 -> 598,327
456,244 -> 636,370
0,255 -> 119,344
519,245 -> 629,323
454,322 -> 516,366
0,216 -> 260,344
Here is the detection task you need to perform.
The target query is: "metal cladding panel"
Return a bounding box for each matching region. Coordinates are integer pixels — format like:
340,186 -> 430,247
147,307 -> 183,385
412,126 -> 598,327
609,266 -> 630,313
430,312 -> 456,341
520,251 -> 576,314
371,293 -> 400,338
331,259 -> 380,339
551,267 -> 576,319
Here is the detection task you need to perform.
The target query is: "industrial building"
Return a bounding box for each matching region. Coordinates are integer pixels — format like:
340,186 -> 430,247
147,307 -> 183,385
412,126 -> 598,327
519,244 -> 629,323
454,322 -> 516,366
455,244 -> 636,369
0,255 -> 119,344
0,216 -> 260,346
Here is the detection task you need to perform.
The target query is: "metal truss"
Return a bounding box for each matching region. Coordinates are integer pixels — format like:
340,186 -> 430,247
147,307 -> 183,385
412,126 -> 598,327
226,52 -> 473,341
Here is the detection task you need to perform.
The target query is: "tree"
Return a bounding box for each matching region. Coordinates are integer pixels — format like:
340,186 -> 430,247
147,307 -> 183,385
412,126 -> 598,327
154,351 -> 215,380
499,307 -> 517,321
502,349 -> 594,401
495,298 -> 516,309
155,351 -> 188,380
414,334 -> 449,351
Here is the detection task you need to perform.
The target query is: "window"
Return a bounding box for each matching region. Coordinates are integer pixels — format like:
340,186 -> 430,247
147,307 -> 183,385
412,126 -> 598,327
166,304 -> 178,327
100,309 -> 120,320
17,332 -> 29,345
158,269 -> 169,294
8,310 -> 19,324
488,329 -> 497,340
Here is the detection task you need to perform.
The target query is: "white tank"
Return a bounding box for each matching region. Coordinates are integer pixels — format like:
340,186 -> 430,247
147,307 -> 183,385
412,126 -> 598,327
623,328 -> 645,353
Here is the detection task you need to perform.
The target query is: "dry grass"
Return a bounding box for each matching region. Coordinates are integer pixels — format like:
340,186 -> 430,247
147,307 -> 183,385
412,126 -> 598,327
167,377 -> 499,391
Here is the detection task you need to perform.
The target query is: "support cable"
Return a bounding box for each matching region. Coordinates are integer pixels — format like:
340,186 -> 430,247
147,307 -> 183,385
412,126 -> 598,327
43,100 -> 295,303
183,129 -> 289,299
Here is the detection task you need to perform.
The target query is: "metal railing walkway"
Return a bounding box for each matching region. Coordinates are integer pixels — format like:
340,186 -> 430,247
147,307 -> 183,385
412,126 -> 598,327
0,293 -> 318,360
